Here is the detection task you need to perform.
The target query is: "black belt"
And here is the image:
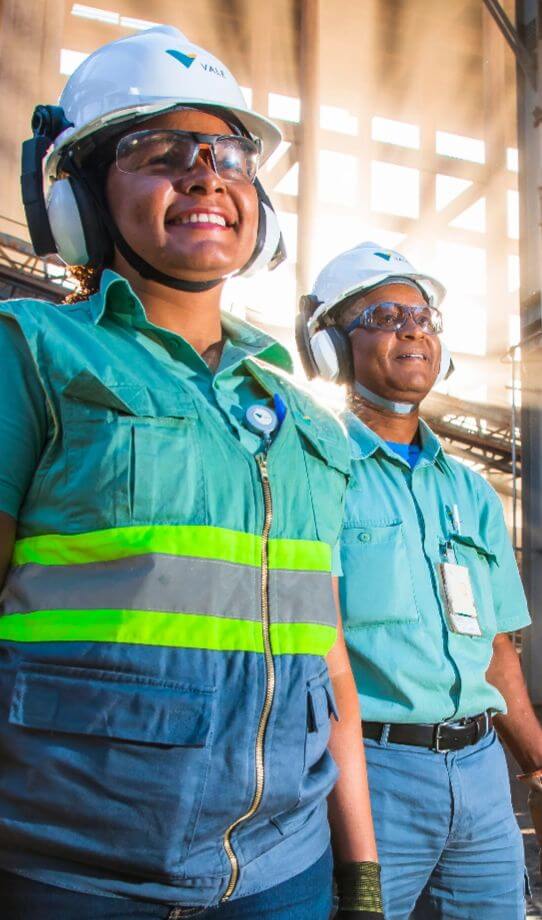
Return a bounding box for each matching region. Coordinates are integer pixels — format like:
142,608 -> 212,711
363,711 -> 493,753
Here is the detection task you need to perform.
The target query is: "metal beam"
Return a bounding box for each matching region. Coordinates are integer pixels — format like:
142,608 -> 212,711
515,0 -> 542,701
484,0 -> 537,87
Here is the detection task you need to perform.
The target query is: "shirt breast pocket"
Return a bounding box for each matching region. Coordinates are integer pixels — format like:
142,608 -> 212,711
62,372 -> 205,528
447,533 -> 498,637
294,414 -> 350,547
340,521 -> 420,627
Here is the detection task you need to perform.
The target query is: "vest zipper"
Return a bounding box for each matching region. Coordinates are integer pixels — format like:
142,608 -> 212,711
221,451 -> 276,901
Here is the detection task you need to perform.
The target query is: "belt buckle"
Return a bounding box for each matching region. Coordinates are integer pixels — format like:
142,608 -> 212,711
473,710 -> 490,743
433,722 -> 452,753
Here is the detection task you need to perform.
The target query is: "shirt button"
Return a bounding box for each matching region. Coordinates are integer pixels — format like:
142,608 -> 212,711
358,532 -> 371,543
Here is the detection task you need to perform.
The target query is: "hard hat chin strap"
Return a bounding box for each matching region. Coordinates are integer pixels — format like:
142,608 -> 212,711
108,216 -> 225,292
354,381 -> 417,415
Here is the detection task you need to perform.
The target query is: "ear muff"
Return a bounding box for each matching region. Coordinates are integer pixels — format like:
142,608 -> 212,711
46,176 -> 112,267
436,341 -> 454,384
295,295 -> 321,379
242,178 -> 286,276
241,199 -> 283,277
310,327 -> 353,383
295,294 -> 353,383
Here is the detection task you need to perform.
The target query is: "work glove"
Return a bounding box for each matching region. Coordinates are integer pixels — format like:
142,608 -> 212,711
335,861 -> 385,919
518,770 -> 542,875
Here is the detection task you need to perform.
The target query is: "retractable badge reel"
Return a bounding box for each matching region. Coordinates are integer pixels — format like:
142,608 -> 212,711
244,404 -> 278,449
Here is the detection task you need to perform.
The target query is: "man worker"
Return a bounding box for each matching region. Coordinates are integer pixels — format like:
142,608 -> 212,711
296,241 -> 542,919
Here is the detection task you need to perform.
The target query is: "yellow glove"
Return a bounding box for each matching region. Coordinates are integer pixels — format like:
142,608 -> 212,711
335,861 -> 385,917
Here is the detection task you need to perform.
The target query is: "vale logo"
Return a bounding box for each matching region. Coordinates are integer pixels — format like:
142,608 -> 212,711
167,49 -> 197,69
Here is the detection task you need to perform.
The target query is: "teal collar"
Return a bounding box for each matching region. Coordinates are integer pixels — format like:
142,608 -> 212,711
86,270 -> 293,374
345,411 -> 450,471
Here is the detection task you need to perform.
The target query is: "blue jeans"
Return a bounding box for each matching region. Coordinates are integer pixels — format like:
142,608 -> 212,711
0,846 -> 332,919
364,728 -> 526,919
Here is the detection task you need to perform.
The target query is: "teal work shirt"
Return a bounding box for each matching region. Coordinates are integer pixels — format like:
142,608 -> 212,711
340,412 -> 530,724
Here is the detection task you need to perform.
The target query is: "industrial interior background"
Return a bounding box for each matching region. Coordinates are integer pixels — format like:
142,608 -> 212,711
0,0 -> 541,911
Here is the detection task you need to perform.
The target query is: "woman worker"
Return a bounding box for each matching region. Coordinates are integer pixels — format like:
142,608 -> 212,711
0,26 -> 383,920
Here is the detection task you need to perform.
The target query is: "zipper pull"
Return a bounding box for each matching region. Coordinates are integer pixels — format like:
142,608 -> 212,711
256,450 -> 269,477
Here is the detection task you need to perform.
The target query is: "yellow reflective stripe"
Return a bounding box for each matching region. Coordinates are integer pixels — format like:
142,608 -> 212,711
12,526 -> 331,573
0,610 -> 336,656
270,622 -> 337,657
13,526 -> 259,568
268,539 -> 331,572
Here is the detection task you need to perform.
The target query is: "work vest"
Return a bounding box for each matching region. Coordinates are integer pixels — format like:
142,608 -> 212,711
0,294 -> 350,906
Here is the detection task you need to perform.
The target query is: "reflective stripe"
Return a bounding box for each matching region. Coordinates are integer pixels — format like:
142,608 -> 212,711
2,557 -> 336,627
0,610 -> 336,656
12,525 -> 331,572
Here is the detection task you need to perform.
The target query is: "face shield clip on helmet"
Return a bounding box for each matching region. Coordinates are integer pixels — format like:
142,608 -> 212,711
21,105 -> 74,256
19,26 -> 286,292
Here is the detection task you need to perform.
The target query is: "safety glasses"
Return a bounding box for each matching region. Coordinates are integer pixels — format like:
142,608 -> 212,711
344,302 -> 443,336
115,130 -> 262,184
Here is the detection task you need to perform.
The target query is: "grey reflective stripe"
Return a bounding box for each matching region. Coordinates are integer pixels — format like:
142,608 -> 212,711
272,571 -> 336,626
1,556 -> 336,627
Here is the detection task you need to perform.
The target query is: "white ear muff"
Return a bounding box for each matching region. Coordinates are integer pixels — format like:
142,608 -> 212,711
436,341 -> 454,384
310,329 -> 341,381
242,201 -> 282,277
47,179 -> 90,265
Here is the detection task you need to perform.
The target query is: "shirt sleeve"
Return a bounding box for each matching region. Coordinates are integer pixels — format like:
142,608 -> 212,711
477,478 -> 531,633
0,316 -> 48,518
331,540 -> 343,577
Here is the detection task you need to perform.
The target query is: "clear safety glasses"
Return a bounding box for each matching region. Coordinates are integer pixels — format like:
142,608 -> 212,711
115,129 -> 262,184
345,302 -> 443,336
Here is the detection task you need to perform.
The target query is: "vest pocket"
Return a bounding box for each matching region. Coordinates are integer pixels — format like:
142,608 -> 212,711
272,672 -> 338,835
340,521 -> 420,627
62,374 -> 205,527
6,663 -> 215,880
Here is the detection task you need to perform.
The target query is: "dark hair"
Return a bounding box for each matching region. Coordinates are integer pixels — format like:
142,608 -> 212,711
64,264 -> 103,303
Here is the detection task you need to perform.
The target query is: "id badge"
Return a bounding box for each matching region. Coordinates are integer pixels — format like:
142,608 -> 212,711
438,562 -> 482,637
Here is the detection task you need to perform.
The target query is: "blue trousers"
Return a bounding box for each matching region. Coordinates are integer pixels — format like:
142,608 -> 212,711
0,846 -> 332,919
364,729 -> 526,920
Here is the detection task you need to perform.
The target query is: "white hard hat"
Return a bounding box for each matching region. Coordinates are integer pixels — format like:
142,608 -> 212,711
310,241 -> 446,328
47,25 -> 281,177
